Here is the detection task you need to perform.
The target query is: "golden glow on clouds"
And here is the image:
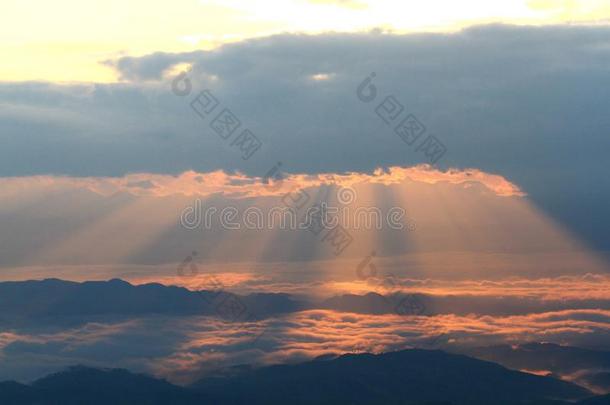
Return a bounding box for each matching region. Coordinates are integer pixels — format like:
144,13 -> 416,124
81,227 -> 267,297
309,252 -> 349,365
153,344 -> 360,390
2,0 -> 610,82
328,273 -> 610,301
0,165 -> 525,198
31,197 -> 185,266
0,164 -> 607,277
3,308 -> 609,385
152,308 -> 610,383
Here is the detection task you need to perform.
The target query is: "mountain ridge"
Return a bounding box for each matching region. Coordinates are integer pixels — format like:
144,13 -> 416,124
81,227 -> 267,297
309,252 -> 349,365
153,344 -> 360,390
0,349 -> 598,405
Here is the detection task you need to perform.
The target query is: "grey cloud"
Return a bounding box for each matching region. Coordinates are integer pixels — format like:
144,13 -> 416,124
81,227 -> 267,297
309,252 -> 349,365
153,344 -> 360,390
101,51 -> 204,82
1,24 -> 610,248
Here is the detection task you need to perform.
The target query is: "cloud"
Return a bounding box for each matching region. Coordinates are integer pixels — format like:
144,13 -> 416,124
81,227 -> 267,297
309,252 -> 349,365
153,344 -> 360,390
307,0 -> 368,10
2,25 -> 610,248
4,164 -> 606,271
3,24 -> 610,179
2,309 -> 610,384
0,165 -> 524,198
101,51 -> 205,82
527,0 -> 610,20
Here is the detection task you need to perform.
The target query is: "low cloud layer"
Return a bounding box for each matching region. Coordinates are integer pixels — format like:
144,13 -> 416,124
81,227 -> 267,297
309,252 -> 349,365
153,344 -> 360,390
2,308 -> 609,385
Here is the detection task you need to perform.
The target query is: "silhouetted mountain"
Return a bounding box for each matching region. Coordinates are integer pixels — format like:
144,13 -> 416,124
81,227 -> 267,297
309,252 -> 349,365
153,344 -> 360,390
464,343 -> 610,374
0,366 -> 205,405
0,279 -> 301,322
580,372 -> 610,394
192,349 -> 591,404
241,292 -> 303,315
2,280 -> 607,326
1,350 -> 606,405
579,393 -> 610,404
0,381 -> 36,403
461,343 -> 610,393
322,292 -> 399,314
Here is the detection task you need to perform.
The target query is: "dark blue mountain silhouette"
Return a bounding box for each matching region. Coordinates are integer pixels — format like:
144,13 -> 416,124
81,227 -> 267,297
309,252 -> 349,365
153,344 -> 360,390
579,393 -> 610,404
0,278 -> 301,322
0,349 -> 604,404
191,349 -> 592,404
461,343 -> 610,393
464,342 -> 610,373
0,365 -> 205,405
1,280 -> 607,324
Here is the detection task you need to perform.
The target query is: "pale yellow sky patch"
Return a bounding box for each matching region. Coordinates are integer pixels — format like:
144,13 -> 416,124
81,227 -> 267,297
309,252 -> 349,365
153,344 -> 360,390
1,0 -> 609,83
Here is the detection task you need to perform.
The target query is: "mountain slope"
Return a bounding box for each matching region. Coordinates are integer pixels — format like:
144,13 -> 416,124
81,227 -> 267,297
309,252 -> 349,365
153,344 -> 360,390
192,349 -> 592,404
0,350 -> 604,405
463,343 -> 610,374
461,343 -> 610,393
0,366 -> 205,405
0,278 -> 301,321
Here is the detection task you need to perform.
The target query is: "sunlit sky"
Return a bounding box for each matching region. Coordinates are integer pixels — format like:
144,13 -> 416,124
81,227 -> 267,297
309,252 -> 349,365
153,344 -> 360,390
2,2 -> 610,388
2,0 -> 610,82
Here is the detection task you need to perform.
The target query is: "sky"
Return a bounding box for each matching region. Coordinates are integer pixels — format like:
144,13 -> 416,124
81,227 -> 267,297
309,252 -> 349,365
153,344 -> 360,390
2,0 -> 610,82
1,0 -> 610,390
2,22 -> 610,253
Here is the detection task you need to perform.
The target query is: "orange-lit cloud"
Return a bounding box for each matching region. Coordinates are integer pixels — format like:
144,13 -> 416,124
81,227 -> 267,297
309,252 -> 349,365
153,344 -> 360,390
151,308 -> 610,383
0,165 -> 525,199
3,308 -> 609,385
331,273 -> 610,301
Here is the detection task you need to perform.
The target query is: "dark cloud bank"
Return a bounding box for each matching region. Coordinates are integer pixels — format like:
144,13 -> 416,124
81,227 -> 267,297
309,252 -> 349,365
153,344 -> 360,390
1,24 -> 610,250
